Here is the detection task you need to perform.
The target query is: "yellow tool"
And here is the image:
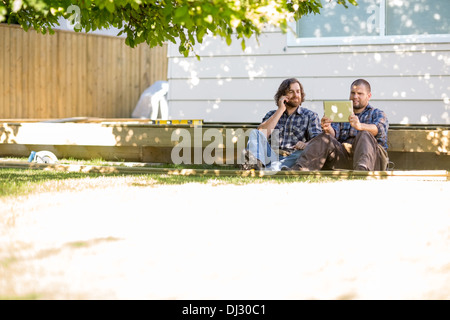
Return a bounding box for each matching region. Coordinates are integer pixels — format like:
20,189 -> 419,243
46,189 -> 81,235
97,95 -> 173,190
150,119 -> 203,125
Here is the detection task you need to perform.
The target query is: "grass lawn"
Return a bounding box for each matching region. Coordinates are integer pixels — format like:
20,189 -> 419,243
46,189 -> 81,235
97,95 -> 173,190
1,158 -> 448,300
0,157 -> 339,198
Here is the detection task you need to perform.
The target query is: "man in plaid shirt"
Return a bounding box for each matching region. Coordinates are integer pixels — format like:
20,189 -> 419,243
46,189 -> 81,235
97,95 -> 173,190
240,78 -> 322,171
291,79 -> 389,171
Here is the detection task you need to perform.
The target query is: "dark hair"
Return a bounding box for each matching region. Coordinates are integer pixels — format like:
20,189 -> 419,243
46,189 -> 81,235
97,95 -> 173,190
351,79 -> 371,93
274,78 -> 305,105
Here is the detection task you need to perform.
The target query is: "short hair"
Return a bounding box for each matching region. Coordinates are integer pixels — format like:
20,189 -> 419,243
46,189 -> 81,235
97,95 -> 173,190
274,78 -> 306,105
351,79 -> 371,93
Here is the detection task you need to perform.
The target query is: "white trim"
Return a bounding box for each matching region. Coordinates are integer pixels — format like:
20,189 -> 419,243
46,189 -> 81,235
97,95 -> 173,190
379,0 -> 386,37
287,22 -> 450,47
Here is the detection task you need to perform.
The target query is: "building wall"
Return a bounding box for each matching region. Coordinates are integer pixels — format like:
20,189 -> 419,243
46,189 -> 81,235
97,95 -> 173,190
168,28 -> 450,124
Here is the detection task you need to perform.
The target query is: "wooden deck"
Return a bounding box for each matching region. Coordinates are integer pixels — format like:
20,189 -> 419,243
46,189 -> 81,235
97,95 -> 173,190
1,118 -> 449,171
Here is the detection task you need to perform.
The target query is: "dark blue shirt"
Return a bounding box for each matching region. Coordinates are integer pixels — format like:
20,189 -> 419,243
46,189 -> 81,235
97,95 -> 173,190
331,104 -> 389,150
262,107 -> 322,150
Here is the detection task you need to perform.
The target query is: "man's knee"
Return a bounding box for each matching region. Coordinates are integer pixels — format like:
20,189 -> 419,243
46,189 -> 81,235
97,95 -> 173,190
247,129 -> 264,147
249,129 -> 261,139
356,130 -> 376,142
354,131 -> 378,150
309,132 -> 329,141
309,132 -> 335,146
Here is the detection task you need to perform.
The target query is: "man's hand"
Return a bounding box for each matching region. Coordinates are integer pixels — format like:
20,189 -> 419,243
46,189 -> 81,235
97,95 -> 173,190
258,95 -> 287,138
293,141 -> 308,150
278,96 -> 288,111
321,116 -> 334,134
349,113 -> 362,130
348,113 -> 379,136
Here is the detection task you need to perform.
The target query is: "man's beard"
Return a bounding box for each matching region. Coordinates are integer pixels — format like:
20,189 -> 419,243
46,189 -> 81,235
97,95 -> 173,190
353,102 -> 365,110
285,100 -> 300,109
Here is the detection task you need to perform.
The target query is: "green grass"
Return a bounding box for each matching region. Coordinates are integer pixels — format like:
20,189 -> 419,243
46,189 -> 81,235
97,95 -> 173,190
0,157 -> 340,198
0,168 -> 336,198
0,293 -> 41,300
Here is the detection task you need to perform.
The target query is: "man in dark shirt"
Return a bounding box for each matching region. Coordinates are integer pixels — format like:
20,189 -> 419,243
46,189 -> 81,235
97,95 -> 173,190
290,79 -> 389,171
240,78 -> 322,171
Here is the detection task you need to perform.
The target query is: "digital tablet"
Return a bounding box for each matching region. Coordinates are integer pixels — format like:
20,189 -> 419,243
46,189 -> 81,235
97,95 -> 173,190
323,100 -> 353,122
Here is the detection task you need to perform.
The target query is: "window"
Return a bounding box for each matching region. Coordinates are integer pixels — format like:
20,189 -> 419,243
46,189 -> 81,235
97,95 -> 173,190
288,0 -> 450,46
386,0 -> 449,35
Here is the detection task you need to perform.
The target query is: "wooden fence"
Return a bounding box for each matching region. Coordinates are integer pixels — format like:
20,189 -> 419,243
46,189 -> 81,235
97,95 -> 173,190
0,24 -> 168,119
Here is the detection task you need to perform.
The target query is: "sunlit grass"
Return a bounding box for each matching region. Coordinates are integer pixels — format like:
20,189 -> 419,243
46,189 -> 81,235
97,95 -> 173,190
0,293 -> 41,300
0,156 -> 347,198
0,167 -> 338,199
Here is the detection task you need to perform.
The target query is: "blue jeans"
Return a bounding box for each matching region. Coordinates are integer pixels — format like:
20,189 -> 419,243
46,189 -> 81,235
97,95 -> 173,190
247,129 -> 303,171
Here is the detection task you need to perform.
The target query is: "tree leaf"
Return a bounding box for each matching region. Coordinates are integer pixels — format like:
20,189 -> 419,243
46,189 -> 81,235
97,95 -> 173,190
4,0 -> 357,57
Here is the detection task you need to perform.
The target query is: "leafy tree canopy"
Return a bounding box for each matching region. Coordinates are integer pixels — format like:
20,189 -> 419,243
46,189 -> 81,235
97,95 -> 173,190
1,0 -> 357,56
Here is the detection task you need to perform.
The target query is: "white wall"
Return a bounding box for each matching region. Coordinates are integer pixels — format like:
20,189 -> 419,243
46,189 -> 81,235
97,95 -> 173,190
54,17 -> 125,37
168,29 -> 450,124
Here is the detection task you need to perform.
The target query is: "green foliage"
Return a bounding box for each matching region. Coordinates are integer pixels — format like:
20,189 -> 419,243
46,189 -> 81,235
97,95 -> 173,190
1,0 -> 357,56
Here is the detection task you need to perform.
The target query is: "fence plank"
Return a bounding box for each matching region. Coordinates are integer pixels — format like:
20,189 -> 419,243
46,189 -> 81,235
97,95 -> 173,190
14,27 -> 23,118
0,27 -> 9,117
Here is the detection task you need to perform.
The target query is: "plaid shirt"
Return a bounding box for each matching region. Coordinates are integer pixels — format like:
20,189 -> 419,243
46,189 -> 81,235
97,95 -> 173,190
262,107 -> 322,151
331,104 -> 389,150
